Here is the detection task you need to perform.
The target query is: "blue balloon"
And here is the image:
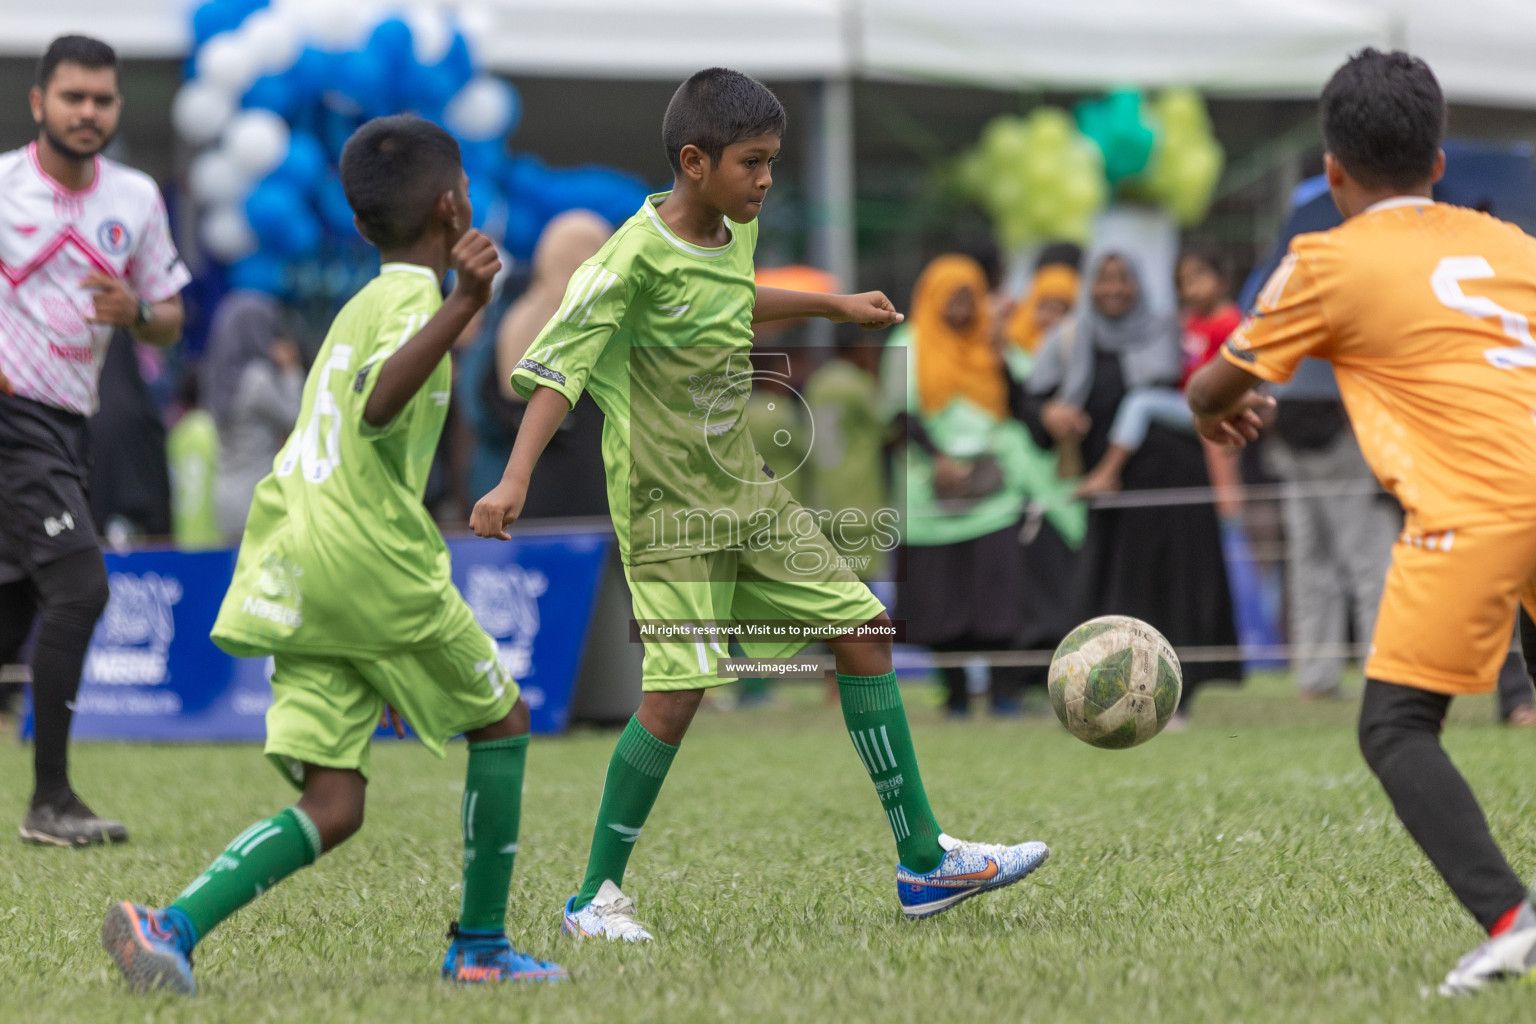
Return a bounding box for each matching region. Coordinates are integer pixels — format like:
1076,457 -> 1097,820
272,132 -> 327,196
318,177 -> 356,237
337,52 -> 391,116
245,180 -> 319,257
406,63 -> 459,118
243,73 -> 297,118
502,154 -> 555,200
502,198 -> 547,261
192,2 -> 243,48
368,17 -> 413,68
468,178 -> 509,239
460,139 -> 505,180
440,33 -> 475,93
228,253 -> 286,295
290,47 -> 338,102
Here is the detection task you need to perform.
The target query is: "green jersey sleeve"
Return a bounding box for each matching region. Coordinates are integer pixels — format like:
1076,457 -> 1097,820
353,306 -> 440,440
511,259 -> 631,408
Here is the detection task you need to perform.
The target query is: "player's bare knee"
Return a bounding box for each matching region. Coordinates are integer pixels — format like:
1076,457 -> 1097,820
638,688 -> 704,745
298,767 -> 367,851
830,611 -> 894,671
465,699 -> 530,742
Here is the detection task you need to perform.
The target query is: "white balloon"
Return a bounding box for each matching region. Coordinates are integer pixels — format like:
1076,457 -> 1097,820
240,9 -> 301,75
306,0 -> 376,51
188,148 -> 253,207
224,109 -> 291,179
171,80 -> 235,147
457,5 -> 495,59
200,205 -> 259,263
407,8 -> 453,65
197,32 -> 261,97
444,77 -> 515,142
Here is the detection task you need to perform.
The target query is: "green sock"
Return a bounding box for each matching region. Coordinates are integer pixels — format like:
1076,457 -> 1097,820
458,735 -> 528,933
573,715 -> 677,909
169,806 -> 322,946
838,671 -> 945,873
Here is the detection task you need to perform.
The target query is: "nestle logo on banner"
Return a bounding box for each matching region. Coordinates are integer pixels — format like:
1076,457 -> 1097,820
84,572 -> 181,686
465,564 -> 547,708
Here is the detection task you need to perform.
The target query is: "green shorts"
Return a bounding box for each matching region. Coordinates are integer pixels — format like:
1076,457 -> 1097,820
625,538 -> 887,692
263,620 -> 518,788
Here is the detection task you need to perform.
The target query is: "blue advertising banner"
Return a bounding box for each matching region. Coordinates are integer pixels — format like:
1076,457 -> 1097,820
59,530 -> 610,741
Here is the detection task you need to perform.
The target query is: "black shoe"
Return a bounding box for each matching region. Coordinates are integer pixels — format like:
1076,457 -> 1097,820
20,794 -> 128,846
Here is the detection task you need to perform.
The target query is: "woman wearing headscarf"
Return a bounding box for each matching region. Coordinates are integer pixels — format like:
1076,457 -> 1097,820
1026,251 -> 1242,717
1004,263 -> 1080,371
886,254 -> 1083,716
205,289 -> 303,540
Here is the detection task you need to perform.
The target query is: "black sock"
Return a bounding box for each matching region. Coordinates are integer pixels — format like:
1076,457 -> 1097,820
28,552 -> 110,809
1359,678 -> 1528,929
0,579 -> 37,721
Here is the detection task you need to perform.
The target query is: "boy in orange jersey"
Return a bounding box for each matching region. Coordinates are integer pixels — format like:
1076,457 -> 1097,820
1187,49 -> 1536,996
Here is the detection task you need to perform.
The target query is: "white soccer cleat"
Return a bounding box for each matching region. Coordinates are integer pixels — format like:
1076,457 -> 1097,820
1439,924 -> 1536,996
896,832 -> 1050,919
561,880 -> 654,942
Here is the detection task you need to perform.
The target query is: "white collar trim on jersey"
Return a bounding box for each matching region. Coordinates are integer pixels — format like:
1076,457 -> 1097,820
642,195 -> 736,259
1363,195 -> 1435,214
379,262 -> 441,283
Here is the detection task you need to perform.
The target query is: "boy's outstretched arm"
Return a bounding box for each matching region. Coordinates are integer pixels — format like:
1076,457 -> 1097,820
362,230 -> 501,428
752,286 -> 904,328
469,385 -> 571,540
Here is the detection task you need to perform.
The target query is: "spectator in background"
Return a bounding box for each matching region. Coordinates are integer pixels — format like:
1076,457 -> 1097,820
87,329 -> 172,543
165,370 -> 222,550
204,290 -> 303,540
479,210 -> 611,518
804,330 -> 887,567
1026,251 -> 1241,718
1003,245 -> 1082,376
888,254 -> 1033,716
1177,245 -> 1246,519
1265,357 -> 1402,702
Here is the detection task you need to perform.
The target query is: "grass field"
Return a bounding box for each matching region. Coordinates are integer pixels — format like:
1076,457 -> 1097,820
3,671 -> 1535,1023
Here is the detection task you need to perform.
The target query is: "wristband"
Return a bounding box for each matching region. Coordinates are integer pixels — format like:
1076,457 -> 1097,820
134,297 -> 152,327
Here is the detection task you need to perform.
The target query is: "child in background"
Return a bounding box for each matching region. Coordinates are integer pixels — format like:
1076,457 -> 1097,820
165,370 -> 222,550
1072,246 -> 1239,499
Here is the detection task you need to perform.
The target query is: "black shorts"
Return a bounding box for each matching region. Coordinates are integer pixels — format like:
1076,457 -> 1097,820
0,395 -> 99,585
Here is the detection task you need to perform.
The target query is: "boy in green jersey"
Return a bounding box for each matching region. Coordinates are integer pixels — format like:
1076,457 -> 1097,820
471,69 -> 1050,939
102,116 -> 565,994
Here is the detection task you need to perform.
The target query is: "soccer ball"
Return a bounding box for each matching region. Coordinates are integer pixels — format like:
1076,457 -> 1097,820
1047,615 -> 1182,749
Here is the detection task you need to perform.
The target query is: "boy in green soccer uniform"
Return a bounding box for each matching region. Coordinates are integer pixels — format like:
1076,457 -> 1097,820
471,68 -> 1049,939
102,116 -> 565,993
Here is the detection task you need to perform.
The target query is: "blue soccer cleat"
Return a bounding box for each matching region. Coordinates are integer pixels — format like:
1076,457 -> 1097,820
442,922 -> 568,983
101,901 -> 196,995
896,832 -> 1050,919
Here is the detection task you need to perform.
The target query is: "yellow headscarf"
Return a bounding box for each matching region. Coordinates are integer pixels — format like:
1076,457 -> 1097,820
1006,264 -> 1080,354
912,254 -> 1008,419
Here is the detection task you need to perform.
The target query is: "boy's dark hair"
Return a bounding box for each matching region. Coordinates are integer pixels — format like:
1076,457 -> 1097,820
662,68 -> 786,174
1178,242 -> 1231,283
340,115 -> 462,250
1035,242 -> 1083,272
37,35 -> 117,89
1320,48 -> 1444,191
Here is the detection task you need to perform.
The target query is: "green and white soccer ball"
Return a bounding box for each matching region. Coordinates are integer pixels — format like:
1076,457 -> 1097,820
1048,615 -> 1182,749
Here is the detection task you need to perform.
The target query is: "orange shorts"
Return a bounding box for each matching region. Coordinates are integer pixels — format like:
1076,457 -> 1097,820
1366,519 -> 1536,695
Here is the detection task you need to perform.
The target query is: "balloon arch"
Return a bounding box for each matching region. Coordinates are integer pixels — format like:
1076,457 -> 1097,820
174,0 -> 651,296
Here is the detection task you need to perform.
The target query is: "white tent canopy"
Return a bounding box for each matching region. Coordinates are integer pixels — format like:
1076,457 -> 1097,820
5,0 -> 1535,105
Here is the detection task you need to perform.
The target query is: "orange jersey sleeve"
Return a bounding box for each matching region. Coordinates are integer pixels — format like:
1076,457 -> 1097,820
1223,248 -> 1331,383
1231,201 -> 1536,531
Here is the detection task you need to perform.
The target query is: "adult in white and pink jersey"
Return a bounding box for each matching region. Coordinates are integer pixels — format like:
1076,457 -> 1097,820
0,140 -> 189,414
0,36 -> 189,849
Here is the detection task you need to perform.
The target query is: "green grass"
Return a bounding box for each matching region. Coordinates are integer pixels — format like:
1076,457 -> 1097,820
3,672 -> 1535,1023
